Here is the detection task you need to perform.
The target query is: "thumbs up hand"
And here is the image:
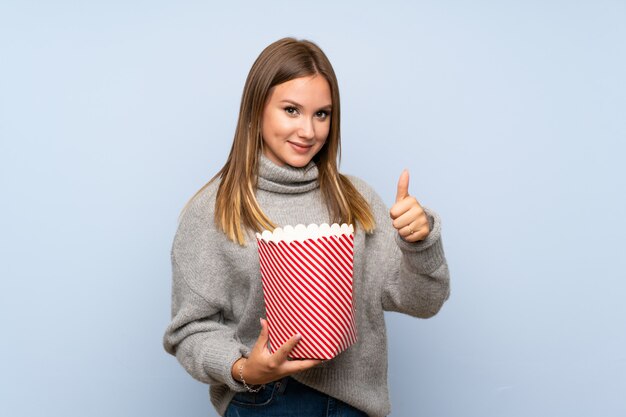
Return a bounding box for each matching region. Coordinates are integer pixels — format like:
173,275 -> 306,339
389,169 -> 430,242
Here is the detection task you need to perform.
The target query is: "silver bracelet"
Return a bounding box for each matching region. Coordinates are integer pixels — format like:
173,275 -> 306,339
238,358 -> 264,393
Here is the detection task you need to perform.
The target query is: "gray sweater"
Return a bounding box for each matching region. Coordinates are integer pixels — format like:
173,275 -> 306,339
163,154 -> 450,417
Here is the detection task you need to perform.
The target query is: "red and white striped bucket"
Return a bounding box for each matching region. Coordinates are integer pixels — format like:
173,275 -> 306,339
256,223 -> 357,360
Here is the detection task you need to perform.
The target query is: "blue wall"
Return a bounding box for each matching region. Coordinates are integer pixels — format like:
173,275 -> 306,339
1,1 -> 625,416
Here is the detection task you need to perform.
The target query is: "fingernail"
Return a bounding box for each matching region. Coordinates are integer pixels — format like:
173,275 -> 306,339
295,334 -> 301,340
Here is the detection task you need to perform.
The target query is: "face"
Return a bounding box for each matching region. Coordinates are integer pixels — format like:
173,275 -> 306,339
261,75 -> 332,168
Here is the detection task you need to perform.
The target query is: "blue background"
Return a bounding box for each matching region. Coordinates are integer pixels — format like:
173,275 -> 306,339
1,1 -> 625,416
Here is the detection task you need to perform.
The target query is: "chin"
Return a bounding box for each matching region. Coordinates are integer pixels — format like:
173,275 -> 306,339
282,151 -> 317,168
285,158 -> 313,168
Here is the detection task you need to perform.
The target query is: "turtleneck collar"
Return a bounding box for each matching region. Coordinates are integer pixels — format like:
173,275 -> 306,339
257,153 -> 319,194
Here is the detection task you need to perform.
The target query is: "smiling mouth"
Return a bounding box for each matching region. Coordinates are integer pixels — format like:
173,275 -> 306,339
288,141 -> 312,148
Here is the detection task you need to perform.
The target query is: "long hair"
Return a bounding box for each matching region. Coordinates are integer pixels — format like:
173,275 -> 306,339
186,37 -> 375,245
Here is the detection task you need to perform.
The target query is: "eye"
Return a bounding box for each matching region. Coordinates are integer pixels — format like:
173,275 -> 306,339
284,106 -> 299,116
315,110 -> 330,120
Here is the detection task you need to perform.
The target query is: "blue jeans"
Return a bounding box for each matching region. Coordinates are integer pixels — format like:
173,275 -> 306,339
225,377 -> 368,417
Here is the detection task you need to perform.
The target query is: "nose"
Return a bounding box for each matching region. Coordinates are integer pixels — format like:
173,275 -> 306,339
297,117 -> 315,140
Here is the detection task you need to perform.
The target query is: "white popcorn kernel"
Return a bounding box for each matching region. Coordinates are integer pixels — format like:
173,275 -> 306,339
294,224 -> 307,242
306,223 -> 319,239
274,228 -> 284,243
261,230 -> 273,242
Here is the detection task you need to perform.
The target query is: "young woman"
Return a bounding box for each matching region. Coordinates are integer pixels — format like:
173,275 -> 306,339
163,37 -> 450,417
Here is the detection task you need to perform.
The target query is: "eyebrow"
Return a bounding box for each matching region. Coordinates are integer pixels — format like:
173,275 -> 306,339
280,99 -> 332,111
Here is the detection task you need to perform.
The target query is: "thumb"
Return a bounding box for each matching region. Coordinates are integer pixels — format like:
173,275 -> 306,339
395,169 -> 410,203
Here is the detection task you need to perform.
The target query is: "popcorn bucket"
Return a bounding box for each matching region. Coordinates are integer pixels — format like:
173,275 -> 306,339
256,223 -> 357,360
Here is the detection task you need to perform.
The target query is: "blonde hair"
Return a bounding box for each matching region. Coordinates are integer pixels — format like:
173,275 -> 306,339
185,37 -> 375,245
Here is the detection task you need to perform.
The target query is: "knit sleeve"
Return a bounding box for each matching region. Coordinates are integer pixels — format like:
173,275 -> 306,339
162,190 -> 249,392
356,177 -> 450,318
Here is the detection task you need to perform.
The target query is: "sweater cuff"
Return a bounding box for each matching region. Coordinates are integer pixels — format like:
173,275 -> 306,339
394,206 -> 446,274
203,340 -> 251,392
